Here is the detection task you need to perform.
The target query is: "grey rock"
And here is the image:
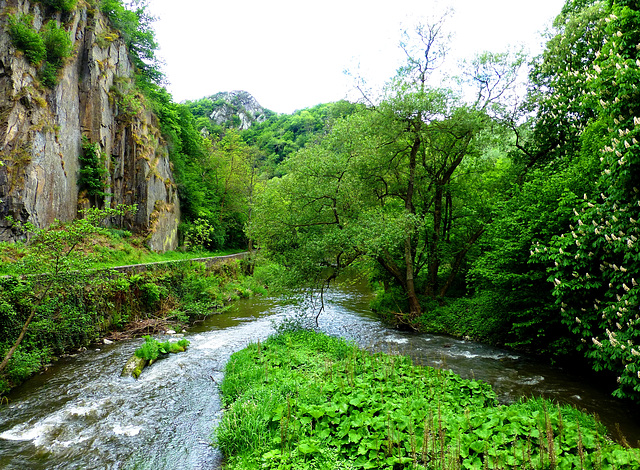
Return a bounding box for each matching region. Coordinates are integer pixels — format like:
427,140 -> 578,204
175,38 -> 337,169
208,90 -> 267,130
0,0 -> 179,251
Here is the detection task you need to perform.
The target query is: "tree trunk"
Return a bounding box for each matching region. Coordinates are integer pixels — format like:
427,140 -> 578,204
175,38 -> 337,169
404,236 -> 422,318
0,308 -> 38,373
404,134 -> 422,319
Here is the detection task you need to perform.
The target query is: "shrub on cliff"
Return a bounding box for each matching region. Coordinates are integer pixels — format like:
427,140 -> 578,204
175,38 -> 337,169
7,14 -> 46,64
37,0 -> 77,13
40,20 -> 73,87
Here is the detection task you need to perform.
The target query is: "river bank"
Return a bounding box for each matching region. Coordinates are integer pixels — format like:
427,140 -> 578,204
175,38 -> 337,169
0,253 -> 259,396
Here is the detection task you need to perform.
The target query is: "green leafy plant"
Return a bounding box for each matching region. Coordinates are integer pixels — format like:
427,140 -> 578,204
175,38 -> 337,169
134,335 -> 189,361
216,330 -> 640,469
78,136 -> 110,202
40,20 -> 73,87
7,14 -> 46,64
182,218 -> 222,251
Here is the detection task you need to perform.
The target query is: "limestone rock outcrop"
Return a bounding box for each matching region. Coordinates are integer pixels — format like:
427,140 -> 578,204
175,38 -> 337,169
207,90 -> 267,130
0,0 -> 179,252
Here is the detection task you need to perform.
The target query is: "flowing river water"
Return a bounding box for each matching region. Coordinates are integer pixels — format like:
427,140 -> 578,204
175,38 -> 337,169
0,280 -> 639,469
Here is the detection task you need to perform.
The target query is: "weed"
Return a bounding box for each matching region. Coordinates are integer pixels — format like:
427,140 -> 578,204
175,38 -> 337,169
133,335 -> 189,361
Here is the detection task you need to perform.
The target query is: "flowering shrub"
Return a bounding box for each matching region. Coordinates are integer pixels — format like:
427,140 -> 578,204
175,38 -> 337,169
534,2 -> 640,401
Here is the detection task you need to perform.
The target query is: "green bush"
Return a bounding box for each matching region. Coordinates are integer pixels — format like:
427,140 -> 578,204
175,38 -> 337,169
78,136 -> 110,199
134,336 -> 189,361
181,218 -> 224,251
7,15 -> 73,87
5,347 -> 50,383
41,20 -> 73,64
7,14 -> 46,64
139,282 -> 164,309
38,0 -> 78,12
39,21 -> 73,87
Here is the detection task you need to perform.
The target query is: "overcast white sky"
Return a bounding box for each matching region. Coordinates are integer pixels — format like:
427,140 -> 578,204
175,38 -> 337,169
148,0 -> 566,114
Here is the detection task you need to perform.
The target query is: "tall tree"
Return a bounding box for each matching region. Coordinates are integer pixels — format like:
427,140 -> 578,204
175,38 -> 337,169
249,20 -> 521,321
534,0 -> 640,401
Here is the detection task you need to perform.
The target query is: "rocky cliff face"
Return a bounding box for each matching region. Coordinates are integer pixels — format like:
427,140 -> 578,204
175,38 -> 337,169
208,90 -> 267,130
0,0 -> 179,252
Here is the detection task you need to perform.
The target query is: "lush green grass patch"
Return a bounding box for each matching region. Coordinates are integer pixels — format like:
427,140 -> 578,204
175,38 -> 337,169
0,231 -> 244,276
215,330 -> 640,469
134,335 -> 189,361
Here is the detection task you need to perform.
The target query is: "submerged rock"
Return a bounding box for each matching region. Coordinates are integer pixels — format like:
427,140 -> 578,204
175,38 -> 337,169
121,355 -> 148,379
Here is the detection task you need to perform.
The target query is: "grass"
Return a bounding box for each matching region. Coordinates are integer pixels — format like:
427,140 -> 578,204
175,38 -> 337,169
0,229 -> 246,275
215,329 -> 640,470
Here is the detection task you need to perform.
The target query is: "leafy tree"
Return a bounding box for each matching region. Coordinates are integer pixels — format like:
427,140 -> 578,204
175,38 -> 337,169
0,206 -> 133,374
249,21 -> 521,321
101,0 -> 163,86
462,0 -> 611,356
211,130 -> 263,248
525,0 -> 607,168
532,0 -> 640,401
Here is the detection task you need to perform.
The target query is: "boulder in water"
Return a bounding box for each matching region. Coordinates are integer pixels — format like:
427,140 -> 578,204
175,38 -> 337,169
121,355 -> 148,379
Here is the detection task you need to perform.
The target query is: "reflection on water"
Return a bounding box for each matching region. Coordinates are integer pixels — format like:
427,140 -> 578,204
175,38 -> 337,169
0,280 -> 638,469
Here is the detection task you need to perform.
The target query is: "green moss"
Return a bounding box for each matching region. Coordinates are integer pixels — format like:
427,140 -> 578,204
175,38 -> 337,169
133,335 -> 189,361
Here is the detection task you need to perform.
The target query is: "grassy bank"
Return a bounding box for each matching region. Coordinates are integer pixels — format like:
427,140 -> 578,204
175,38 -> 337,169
0,235 -> 262,395
215,330 -> 639,470
0,229 -> 244,275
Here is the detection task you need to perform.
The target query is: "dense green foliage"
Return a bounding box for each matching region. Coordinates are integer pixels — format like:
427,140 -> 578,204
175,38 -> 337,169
240,101 -> 363,174
40,20 -> 73,87
7,14 -> 47,64
530,0 -> 640,400
216,330 -> 639,469
134,335 -> 189,361
0,210 -> 262,395
78,136 -> 110,204
100,0 -> 162,86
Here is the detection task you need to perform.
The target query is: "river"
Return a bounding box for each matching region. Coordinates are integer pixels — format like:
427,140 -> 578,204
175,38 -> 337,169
0,280 -> 638,469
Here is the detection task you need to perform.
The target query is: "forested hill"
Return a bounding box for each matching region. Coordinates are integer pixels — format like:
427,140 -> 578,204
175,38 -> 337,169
186,95 -> 362,174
